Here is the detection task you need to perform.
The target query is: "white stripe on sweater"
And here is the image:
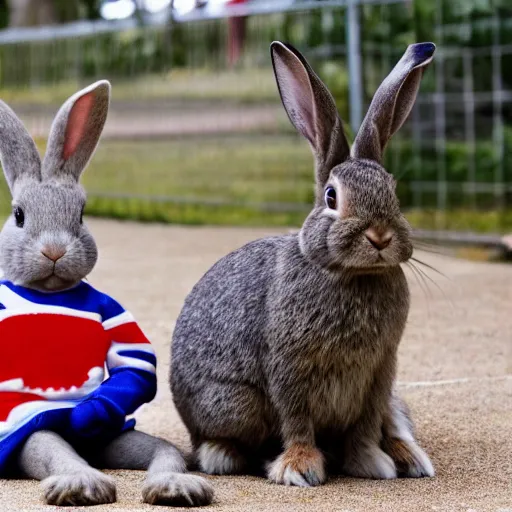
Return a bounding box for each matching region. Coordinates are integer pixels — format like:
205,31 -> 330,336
0,400 -> 76,439
102,311 -> 135,330
0,305 -> 101,322
0,285 -> 101,322
106,342 -> 156,374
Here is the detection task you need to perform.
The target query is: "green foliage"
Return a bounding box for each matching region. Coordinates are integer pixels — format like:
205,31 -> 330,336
0,134 -> 508,232
405,208 -> 512,233
0,1 -> 508,232
0,0 -> 7,29
386,127 -> 512,218
318,60 -> 349,119
80,0 -> 102,20
0,1 -> 508,95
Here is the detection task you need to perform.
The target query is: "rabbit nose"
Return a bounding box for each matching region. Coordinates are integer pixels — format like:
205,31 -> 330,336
365,227 -> 393,251
41,246 -> 66,262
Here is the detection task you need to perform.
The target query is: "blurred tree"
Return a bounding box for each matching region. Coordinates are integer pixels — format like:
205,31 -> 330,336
81,0 -> 101,20
8,0 -> 58,26
0,0 -> 8,28
6,0 -> 101,27
54,0 -> 81,22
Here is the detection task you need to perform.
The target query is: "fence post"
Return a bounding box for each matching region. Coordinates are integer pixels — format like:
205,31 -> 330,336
346,0 -> 363,134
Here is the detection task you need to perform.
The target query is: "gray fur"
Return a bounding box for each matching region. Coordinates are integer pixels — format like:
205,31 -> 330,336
352,42 -> 435,163
171,42 -> 436,486
18,429 -> 214,507
18,431 -> 117,506
91,430 -> 214,506
2,84 -> 213,506
0,182 -> 97,291
0,101 -> 41,195
0,81 -> 110,292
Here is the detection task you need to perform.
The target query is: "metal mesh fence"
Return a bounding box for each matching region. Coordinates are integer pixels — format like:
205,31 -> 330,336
0,0 -> 509,232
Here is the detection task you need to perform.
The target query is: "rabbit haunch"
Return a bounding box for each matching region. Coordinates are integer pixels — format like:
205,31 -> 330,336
171,41 -> 436,487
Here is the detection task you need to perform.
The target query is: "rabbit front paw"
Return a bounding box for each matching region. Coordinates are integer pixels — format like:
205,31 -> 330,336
42,469 -> 116,506
343,444 -> 398,479
142,472 -> 214,507
267,443 -> 326,487
383,438 -> 435,478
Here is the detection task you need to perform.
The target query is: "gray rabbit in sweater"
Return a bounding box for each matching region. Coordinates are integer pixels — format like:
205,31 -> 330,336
0,81 -> 213,506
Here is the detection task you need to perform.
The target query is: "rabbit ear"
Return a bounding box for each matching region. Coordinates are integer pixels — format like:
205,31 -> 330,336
42,80 -> 110,183
271,41 -> 350,194
352,42 -> 435,163
0,101 -> 41,195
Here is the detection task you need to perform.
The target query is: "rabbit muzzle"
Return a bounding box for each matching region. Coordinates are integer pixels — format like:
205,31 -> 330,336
31,252 -> 89,292
30,253 -> 80,291
21,232 -> 97,292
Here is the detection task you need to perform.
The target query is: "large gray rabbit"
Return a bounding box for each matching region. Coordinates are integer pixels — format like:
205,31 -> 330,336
171,41 -> 436,486
0,82 -> 213,506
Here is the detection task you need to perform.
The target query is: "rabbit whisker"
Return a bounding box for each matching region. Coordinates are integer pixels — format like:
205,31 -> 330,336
406,261 -> 431,302
412,241 -> 449,256
410,257 -> 450,281
410,260 -> 454,309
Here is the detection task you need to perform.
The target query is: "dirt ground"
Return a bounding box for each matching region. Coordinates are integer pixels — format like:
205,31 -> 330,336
16,101 -> 284,140
1,219 -> 511,512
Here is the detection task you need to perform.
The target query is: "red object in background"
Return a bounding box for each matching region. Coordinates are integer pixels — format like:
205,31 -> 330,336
227,0 -> 248,67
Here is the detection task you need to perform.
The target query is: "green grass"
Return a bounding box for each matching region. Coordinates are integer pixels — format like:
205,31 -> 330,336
0,135 -> 510,232
85,136 -> 512,232
0,135 -> 314,226
0,68 -> 280,107
406,209 -> 512,233
82,135 -> 313,226
88,136 -> 312,203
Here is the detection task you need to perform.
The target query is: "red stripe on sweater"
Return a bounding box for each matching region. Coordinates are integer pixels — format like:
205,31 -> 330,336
0,314 -> 109,390
107,322 -> 150,345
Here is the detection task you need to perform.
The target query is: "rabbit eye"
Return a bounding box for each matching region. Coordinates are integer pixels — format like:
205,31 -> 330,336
324,187 -> 337,210
13,207 -> 24,228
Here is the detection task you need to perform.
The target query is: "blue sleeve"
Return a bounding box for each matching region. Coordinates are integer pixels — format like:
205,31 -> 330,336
70,366 -> 157,439
70,288 -> 157,439
95,288 -> 126,322
86,367 -> 157,416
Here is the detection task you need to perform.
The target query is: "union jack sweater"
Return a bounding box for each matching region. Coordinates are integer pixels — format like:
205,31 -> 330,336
0,279 -> 157,474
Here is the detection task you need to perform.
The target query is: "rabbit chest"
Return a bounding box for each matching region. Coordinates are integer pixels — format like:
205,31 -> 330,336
267,259 -> 410,430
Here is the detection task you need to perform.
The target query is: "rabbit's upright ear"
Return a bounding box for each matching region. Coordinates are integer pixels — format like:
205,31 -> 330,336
0,102 -> 41,195
271,42 -> 350,196
42,80 -> 110,184
352,43 -> 435,164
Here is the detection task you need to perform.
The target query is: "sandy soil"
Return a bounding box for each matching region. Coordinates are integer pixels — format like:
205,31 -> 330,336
1,219 -> 510,512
